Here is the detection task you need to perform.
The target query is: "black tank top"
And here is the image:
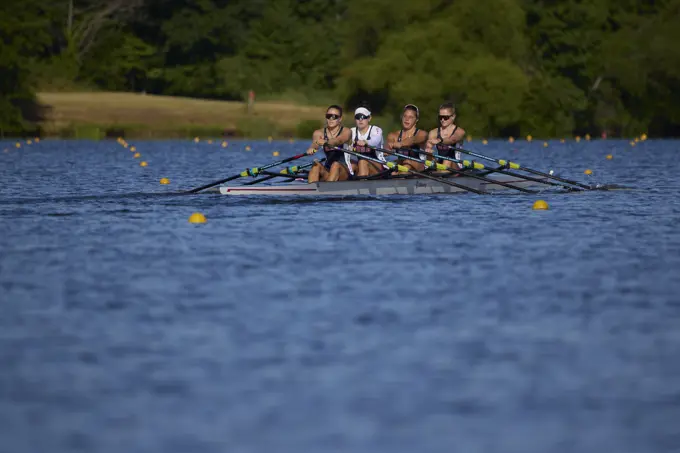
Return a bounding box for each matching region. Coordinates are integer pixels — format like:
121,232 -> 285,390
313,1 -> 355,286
323,126 -> 345,164
436,125 -> 460,157
397,128 -> 421,158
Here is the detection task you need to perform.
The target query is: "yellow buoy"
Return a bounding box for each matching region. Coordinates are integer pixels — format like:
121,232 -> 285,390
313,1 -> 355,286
133,152 -> 141,158
630,141 -> 636,147
585,134 -> 591,141
130,146 -> 136,152
560,138 -> 565,143
533,200 -> 549,210
543,142 -> 548,147
584,169 -> 593,175
606,154 -> 613,160
526,135 -> 533,142
482,139 -> 488,145
508,137 -> 515,143
35,137 -> 40,143
466,136 -> 472,142
221,141 -> 228,148
288,138 -> 295,144
188,212 -> 206,224
641,133 -> 648,141
27,140 -> 32,145
273,151 -> 280,156
15,142 -> 21,148
575,136 -> 581,142
245,145 -> 251,151
194,137 -> 200,143
268,136 -> 273,143
124,144 -> 129,148
207,140 -> 213,145
140,161 -> 148,167
160,178 -> 170,185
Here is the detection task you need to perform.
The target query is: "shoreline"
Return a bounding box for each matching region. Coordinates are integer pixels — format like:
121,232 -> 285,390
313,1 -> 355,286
34,92 -> 326,139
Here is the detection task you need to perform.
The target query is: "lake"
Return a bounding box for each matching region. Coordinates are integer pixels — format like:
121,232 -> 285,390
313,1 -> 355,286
1,138 -> 679,453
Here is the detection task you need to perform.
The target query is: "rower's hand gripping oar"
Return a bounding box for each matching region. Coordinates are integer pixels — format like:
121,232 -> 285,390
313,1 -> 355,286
376,147 -> 536,194
334,147 -> 489,195
451,147 -> 593,191
186,152 -> 308,193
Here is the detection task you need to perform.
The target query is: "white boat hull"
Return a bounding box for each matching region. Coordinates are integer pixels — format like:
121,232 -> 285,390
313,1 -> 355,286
208,173 -> 548,196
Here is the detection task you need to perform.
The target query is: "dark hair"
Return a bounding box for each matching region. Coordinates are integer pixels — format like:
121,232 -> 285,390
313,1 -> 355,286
327,104 -> 343,116
403,104 -> 419,119
438,102 -> 456,114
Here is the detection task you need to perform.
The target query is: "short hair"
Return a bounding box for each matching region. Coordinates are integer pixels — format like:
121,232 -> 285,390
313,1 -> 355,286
327,104 -> 343,116
438,102 -> 456,114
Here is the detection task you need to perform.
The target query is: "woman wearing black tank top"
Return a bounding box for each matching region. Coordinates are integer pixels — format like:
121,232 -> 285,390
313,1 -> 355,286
306,105 -> 352,183
426,102 -> 466,171
385,104 -> 429,172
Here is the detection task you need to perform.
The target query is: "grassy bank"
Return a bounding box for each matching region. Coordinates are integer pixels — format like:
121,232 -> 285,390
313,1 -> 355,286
37,92 -> 327,139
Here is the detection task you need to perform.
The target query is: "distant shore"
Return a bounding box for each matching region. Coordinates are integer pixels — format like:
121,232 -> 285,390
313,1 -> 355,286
36,92 -> 326,139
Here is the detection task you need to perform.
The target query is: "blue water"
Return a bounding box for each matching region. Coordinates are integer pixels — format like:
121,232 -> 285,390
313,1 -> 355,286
1,138 -> 679,453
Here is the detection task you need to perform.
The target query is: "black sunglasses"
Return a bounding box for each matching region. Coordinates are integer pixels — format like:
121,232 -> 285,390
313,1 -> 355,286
439,115 -> 453,121
326,113 -> 341,120
354,114 -> 370,120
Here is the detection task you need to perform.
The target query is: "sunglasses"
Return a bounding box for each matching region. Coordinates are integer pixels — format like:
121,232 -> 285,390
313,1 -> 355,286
326,113 -> 341,120
439,115 -> 453,121
354,114 -> 370,120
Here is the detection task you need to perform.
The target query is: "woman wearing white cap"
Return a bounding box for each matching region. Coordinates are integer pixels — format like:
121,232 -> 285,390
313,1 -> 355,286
340,103 -> 385,179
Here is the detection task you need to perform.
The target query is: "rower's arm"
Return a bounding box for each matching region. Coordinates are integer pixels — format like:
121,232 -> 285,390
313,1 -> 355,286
425,129 -> 438,151
441,127 -> 465,146
413,129 -> 429,147
306,129 -> 324,154
326,127 -> 352,147
385,131 -> 398,150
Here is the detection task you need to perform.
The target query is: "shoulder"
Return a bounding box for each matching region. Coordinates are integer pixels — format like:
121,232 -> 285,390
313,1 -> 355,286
418,129 -> 431,137
427,128 -> 437,136
387,130 -> 399,138
371,125 -> 384,134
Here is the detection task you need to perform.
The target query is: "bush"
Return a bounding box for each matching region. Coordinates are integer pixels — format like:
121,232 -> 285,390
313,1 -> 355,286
295,119 -> 322,138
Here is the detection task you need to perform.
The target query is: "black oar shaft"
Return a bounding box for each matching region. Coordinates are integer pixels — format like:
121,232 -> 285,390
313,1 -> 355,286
243,160 -> 319,185
379,148 -> 535,194
339,148 -> 488,195
457,148 -> 591,190
186,152 -> 307,193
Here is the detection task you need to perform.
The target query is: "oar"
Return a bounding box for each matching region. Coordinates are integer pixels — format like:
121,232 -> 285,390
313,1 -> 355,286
243,160 -> 320,185
452,146 -> 593,190
335,148 -> 489,195
412,148 -> 571,191
377,147 -> 536,194
186,152 -> 309,193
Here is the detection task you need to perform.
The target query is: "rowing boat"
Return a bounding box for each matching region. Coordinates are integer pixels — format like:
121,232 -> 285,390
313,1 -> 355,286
205,171 -> 548,196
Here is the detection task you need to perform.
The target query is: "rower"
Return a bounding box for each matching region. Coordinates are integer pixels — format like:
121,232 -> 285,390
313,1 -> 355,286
385,104 -> 429,172
345,103 -> 385,178
306,105 -> 352,183
426,102 -> 466,170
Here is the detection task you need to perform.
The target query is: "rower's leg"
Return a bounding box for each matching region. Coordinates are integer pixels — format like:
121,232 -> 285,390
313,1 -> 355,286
327,162 -> 350,181
442,160 -> 462,172
366,161 -> 383,176
357,160 -> 370,177
307,161 -> 322,183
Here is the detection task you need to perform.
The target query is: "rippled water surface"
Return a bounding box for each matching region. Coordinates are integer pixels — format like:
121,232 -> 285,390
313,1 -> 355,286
1,138 -> 679,453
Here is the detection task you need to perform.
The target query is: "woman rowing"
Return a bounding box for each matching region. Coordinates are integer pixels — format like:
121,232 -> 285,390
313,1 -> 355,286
342,103 -> 385,179
306,105 -> 352,183
425,102 -> 466,170
385,104 -> 429,172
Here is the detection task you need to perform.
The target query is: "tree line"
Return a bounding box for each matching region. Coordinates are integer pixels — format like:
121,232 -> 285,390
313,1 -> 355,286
2,0 -> 679,137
